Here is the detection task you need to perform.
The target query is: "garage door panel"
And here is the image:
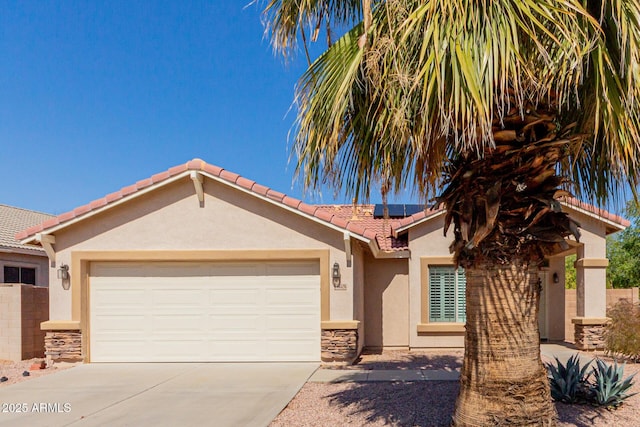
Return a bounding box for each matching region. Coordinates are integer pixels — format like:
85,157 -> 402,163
92,289 -> 147,306
90,261 -> 320,362
266,314 -> 318,331
92,315 -> 147,331
207,315 -> 262,330
266,288 -> 318,306
208,288 -> 261,305
152,315 -> 205,331
92,340 -> 148,362
151,288 -> 207,305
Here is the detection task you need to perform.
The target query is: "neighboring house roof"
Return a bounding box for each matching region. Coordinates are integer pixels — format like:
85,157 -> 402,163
15,159 -> 630,253
0,204 -> 54,255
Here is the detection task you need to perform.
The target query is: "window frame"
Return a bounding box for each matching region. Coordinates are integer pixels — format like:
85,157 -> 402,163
1,261 -> 39,286
427,265 -> 466,323
418,257 -> 466,334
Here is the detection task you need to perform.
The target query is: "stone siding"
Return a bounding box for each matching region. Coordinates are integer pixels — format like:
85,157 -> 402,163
44,330 -> 82,363
574,323 -> 608,350
321,329 -> 358,366
565,287 -> 639,342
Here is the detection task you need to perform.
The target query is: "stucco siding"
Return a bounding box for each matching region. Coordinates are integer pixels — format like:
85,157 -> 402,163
351,242 -> 366,353
406,216 -> 465,347
564,207 -> 609,319
363,256 -> 409,348
47,177 -> 352,322
545,257 -> 566,340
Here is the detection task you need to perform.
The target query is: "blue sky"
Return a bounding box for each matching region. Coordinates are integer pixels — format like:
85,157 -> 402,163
0,2 -> 632,217
1,1 -> 391,215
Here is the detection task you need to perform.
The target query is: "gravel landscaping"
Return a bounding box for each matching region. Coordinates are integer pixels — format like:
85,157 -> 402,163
0,358 -> 76,387
272,350 -> 640,427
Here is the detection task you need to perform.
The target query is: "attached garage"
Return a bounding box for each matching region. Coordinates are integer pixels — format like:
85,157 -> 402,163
88,260 -> 321,362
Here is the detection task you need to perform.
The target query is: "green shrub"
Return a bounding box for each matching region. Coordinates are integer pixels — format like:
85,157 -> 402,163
605,300 -> 640,362
546,354 -> 637,408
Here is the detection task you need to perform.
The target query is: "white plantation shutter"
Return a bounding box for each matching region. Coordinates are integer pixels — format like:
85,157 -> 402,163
429,266 -> 466,323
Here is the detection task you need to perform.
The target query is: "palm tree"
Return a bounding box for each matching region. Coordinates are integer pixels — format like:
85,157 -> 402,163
261,0 -> 640,425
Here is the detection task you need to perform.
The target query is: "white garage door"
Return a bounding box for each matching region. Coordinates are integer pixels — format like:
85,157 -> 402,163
89,261 -> 321,362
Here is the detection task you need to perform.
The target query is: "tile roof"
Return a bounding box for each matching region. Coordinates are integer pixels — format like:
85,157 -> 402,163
561,197 -> 631,228
15,159 -> 631,252
0,204 -> 54,254
315,205 -> 410,251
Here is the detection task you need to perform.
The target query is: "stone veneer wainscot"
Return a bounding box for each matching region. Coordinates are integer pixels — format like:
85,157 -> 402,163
321,329 -> 358,366
44,330 -> 82,363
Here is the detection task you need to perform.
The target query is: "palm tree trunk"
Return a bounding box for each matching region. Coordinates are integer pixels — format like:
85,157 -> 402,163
453,259 -> 557,426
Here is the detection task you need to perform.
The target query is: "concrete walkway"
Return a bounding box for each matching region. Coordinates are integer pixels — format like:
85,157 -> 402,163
309,368 -> 460,383
309,343 -> 598,383
540,342 -> 600,366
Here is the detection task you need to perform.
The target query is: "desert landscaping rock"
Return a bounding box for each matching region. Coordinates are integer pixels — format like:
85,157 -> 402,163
0,358 -> 76,387
272,350 -> 640,427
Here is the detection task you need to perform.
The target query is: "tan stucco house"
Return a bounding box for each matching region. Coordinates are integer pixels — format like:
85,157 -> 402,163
16,159 -> 629,364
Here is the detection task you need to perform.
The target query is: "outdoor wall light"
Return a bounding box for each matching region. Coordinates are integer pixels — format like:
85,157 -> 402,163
58,264 -> 70,290
332,262 -> 341,288
553,272 -> 560,284
57,264 -> 69,280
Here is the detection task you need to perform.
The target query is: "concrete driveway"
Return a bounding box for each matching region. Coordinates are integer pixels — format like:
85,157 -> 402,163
0,362 -> 318,427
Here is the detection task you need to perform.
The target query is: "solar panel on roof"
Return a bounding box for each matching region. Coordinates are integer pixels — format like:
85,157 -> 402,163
373,204 -> 425,218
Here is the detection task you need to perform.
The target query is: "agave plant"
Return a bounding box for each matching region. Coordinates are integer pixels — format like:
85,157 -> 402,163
546,354 -> 592,404
591,359 -> 637,408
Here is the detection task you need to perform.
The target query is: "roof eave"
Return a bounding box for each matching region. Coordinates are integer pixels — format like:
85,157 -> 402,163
0,245 -> 47,256
19,169 -> 372,246
367,239 -> 410,259
560,202 -> 628,235
393,210 -> 446,235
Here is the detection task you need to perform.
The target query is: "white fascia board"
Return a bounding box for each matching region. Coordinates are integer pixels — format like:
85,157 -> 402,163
393,210 -> 446,235
560,202 -> 626,232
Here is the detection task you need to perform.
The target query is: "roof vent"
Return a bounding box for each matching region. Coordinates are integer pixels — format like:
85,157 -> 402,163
373,204 -> 424,218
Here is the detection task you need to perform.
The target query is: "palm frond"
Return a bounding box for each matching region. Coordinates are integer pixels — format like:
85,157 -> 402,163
260,0 -> 365,59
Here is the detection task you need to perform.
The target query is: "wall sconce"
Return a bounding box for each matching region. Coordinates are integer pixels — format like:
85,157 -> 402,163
332,262 -> 341,288
57,264 -> 70,290
553,272 -> 559,284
